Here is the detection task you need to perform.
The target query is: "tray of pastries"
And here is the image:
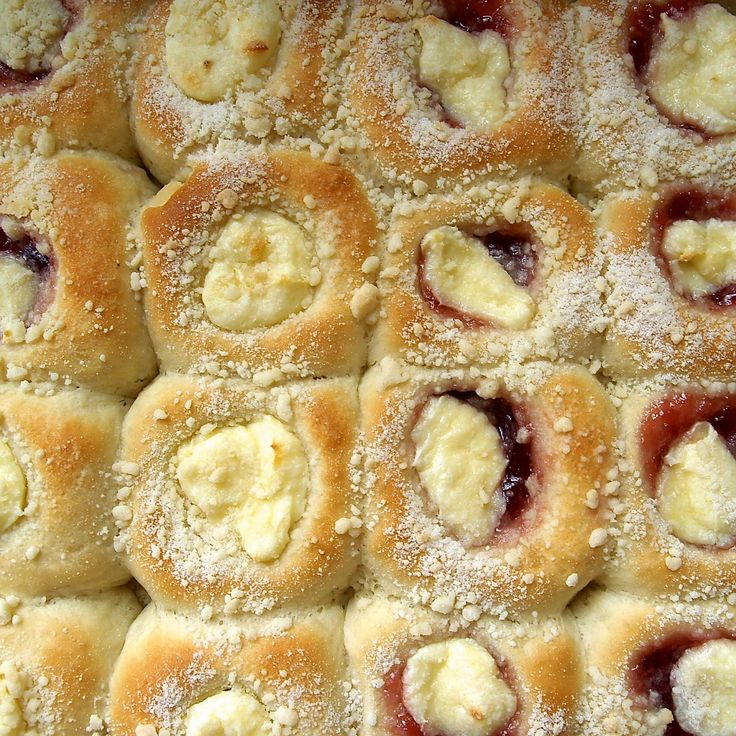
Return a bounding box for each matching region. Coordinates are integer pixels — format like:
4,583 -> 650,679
1,1 -> 736,735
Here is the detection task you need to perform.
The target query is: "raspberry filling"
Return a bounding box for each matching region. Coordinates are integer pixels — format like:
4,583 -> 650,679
629,629 -> 736,736
0,222 -> 55,322
418,227 -> 537,327
382,661 -> 518,736
640,391 -> 736,491
652,186 -> 736,307
0,1 -> 76,90
439,0 -> 512,39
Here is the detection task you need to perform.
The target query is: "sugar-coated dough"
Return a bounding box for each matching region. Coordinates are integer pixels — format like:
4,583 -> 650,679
165,0 -> 281,102
203,210 -> 316,331
403,639 -> 516,736
414,16 -> 509,129
185,688 -> 270,736
671,639 -> 736,736
420,226 -> 536,329
661,218 -> 736,298
175,416 -> 308,563
412,395 -> 507,546
0,0 -> 68,73
0,437 -> 25,534
647,5 -> 736,135
658,421 -> 736,547
0,257 -> 37,329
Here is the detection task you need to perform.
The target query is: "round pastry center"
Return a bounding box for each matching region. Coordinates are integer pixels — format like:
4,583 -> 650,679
175,416 -> 308,563
658,421 -> 736,547
402,639 -> 517,736
413,16 -> 509,129
165,0 -> 281,102
662,218 -> 736,302
671,639 -> 736,736
645,4 -> 736,135
0,257 -> 37,328
412,394 -> 508,546
0,438 -> 26,535
418,225 -> 536,329
185,688 -> 270,736
202,210 -> 316,332
0,0 -> 69,76
0,661 -> 25,736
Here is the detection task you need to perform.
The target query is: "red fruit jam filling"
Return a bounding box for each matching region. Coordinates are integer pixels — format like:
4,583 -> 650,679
652,186 -> 736,308
439,0 -> 512,38
382,659 -> 518,736
640,391 -> 736,492
629,629 -> 736,736
0,1 -> 76,91
417,227 -> 537,327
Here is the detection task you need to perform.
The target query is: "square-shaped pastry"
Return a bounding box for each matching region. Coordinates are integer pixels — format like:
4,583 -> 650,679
371,180 -> 604,368
0,588 -> 140,736
602,184 -> 736,381
574,0 -> 736,195
345,595 -> 582,736
110,605 -> 354,736
360,360 -> 616,617
347,0 -> 577,188
0,0 -> 142,161
0,384 -> 130,596
119,374 -> 361,616
138,150 -> 378,381
602,381 -> 736,600
132,0 -> 348,182
0,150 -> 157,396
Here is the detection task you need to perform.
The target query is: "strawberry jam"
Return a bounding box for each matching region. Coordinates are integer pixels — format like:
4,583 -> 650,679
439,0 -> 512,38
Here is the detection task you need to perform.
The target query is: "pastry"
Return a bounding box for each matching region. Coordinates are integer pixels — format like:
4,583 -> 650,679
137,150 -> 377,381
119,373 -> 360,616
348,0 -> 576,188
109,604 -> 354,735
360,360 -> 617,617
0,150 -> 158,396
0,383 -> 130,597
132,0 -> 347,183
0,587 -> 140,735
371,180 -> 605,369
345,595 -> 582,736
0,0 -> 143,161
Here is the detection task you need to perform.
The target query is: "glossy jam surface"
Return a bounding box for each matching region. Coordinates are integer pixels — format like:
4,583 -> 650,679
652,186 -> 736,308
629,629 -> 736,736
0,0 -> 75,91
417,227 -> 537,327
640,392 -> 736,491
439,0 -> 511,37
625,0 -> 705,75
445,392 -> 534,536
0,226 -> 52,277
382,661 -> 518,736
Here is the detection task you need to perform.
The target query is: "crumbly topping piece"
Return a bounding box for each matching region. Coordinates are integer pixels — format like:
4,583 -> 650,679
0,0 -> 68,73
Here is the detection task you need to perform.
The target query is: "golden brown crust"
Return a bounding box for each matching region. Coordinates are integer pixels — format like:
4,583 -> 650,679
138,150 -> 377,380
344,595 -> 582,736
360,361 -> 617,617
602,385 -> 736,598
574,0 -> 736,195
601,189 -> 736,381
132,0 -> 347,182
572,589 -> 736,736
371,181 -> 604,368
348,0 -> 576,187
0,383 -> 130,596
0,150 -> 158,396
0,588 -> 140,735
0,0 -> 144,161
120,373 -> 360,615
109,604 -> 354,735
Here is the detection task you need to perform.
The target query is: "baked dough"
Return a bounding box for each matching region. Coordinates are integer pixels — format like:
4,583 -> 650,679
109,605 -> 353,736
0,150 -> 157,396
120,374 -> 360,615
138,150 -> 376,381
